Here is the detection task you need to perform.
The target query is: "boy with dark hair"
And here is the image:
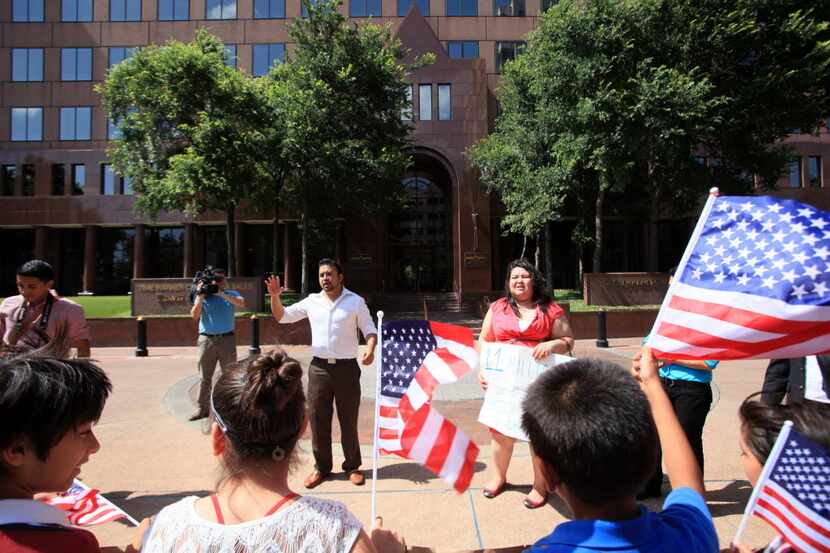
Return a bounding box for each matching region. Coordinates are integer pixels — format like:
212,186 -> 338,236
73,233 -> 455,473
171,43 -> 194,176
0,355 -> 111,552
521,352 -> 718,553
0,259 -> 91,358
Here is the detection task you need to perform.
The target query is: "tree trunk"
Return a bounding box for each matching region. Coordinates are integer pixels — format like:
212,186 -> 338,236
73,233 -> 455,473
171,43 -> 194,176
534,238 -> 541,270
272,197 -> 281,277
647,190 -> 660,272
520,234 -> 527,259
544,222 -> 554,298
592,188 -> 605,273
226,208 -> 236,277
300,213 -> 309,297
577,245 -> 584,290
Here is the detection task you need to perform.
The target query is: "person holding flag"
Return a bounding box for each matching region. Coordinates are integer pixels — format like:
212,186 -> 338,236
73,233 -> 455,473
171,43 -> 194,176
732,395 -> 830,552
0,348 -> 116,551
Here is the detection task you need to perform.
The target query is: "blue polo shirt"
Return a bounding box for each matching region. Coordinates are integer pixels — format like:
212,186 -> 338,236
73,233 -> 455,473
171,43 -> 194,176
525,487 -> 718,553
198,290 -> 241,335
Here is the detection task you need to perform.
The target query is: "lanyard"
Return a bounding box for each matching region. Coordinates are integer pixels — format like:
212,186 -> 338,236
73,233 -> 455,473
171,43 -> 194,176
14,293 -> 55,333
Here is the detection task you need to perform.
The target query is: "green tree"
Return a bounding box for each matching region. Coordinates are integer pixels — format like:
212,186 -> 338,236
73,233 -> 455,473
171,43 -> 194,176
98,30 -> 277,276
270,0 -> 429,294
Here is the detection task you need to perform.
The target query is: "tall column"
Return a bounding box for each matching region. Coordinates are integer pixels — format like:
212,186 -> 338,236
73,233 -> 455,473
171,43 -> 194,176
283,221 -> 297,291
34,227 -> 48,260
234,222 -> 244,276
82,225 -> 98,294
183,223 -> 195,277
133,224 -> 145,279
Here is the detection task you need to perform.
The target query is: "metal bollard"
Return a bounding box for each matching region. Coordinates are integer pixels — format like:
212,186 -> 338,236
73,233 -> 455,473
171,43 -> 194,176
249,314 -> 261,355
595,310 -> 609,348
135,316 -> 148,357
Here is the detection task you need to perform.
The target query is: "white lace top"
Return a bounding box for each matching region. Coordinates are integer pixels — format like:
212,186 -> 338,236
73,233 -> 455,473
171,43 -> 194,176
141,495 -> 362,553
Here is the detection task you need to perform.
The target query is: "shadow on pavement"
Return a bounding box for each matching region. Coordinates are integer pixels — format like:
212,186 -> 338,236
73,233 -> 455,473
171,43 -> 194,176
105,490 -> 213,522
374,461 -> 488,484
705,480 -> 753,517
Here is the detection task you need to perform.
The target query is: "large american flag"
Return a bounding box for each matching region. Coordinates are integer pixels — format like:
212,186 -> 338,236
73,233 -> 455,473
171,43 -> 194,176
377,320 -> 479,492
45,479 -> 134,526
646,193 -> 830,360
746,425 -> 830,552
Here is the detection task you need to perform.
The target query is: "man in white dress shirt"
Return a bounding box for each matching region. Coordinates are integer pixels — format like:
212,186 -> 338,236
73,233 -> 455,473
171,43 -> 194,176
267,259 -> 377,488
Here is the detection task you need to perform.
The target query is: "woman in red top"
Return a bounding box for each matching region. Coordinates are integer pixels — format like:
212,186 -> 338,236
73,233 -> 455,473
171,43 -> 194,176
478,259 -> 574,509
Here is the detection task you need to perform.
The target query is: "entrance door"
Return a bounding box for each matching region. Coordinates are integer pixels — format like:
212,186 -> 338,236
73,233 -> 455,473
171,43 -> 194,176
388,176 -> 451,292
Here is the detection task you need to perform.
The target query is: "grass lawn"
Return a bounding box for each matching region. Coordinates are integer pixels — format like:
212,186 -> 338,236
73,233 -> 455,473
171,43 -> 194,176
2,291 -> 658,318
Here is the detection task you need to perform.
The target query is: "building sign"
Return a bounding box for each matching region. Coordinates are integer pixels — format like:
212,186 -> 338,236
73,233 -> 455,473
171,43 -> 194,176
583,273 -> 668,306
463,252 -> 488,269
131,278 -> 263,316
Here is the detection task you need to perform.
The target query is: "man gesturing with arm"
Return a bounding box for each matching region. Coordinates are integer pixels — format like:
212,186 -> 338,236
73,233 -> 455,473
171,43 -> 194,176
267,259 -> 377,488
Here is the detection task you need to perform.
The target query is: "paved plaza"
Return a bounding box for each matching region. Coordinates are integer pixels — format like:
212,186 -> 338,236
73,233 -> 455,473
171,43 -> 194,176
83,338 -> 776,551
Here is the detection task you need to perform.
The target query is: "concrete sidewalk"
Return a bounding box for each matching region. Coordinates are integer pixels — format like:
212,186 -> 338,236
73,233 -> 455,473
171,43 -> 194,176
83,339 -> 775,551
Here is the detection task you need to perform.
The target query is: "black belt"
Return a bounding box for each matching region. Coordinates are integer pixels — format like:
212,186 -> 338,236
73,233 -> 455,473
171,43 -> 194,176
200,331 -> 234,337
313,357 -> 356,365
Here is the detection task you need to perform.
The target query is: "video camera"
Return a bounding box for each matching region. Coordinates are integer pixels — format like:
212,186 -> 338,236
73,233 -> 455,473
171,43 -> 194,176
190,266 -> 224,301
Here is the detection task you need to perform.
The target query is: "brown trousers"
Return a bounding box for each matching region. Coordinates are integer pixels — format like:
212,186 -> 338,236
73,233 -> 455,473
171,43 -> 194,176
308,357 -> 362,474
196,334 -> 237,413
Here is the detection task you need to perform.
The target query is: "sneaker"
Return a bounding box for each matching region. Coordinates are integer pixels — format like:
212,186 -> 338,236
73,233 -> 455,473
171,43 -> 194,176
188,410 -> 208,421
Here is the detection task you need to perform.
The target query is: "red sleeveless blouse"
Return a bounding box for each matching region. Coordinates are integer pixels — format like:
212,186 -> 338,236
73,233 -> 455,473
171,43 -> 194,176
488,297 -> 564,348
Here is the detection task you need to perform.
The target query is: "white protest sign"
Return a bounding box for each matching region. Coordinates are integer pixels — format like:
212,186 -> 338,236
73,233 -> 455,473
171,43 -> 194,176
477,342 -> 574,440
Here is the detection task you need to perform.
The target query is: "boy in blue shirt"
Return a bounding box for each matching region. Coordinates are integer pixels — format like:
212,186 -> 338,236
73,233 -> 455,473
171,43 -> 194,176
521,350 -> 719,553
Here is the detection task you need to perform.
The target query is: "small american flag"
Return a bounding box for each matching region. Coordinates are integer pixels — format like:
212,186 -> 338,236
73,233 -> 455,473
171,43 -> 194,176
646,193 -> 830,360
745,424 -> 830,552
377,320 -> 479,492
45,479 -> 134,526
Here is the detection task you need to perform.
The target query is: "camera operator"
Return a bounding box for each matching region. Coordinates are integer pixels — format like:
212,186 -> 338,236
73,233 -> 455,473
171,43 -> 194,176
189,268 -> 245,421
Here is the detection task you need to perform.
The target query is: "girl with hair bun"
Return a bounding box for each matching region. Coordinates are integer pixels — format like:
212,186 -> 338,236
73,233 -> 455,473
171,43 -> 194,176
140,348 -> 400,553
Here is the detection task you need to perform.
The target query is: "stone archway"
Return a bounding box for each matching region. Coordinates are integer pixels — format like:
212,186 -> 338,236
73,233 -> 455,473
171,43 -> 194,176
386,152 -> 454,292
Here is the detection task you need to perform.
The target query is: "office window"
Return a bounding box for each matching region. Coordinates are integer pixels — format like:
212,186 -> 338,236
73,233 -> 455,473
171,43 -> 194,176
109,47 -> 138,68
72,164 -> 86,195
102,164 -> 117,195
123,175 -> 133,195
494,0 -> 524,16
808,156 -> 822,188
13,0 -> 44,21
22,165 -> 35,196
693,156 -> 707,166
540,0 -> 557,11
60,107 -> 92,141
108,118 -> 121,140
11,49 -> 44,81
62,0 -> 93,20
1,166 -> 15,196
254,0 -> 284,18
206,0 -> 236,19
438,84 -> 451,120
52,165 -> 67,196
252,44 -> 285,76
401,84 -> 413,121
110,0 -> 141,20
787,159 -> 802,188
397,0 -> 428,15
447,41 -> 478,59
158,0 -> 189,19
350,0 -> 380,17
224,45 -> 237,68
495,41 -> 525,72
419,84 -> 432,121
61,48 -> 93,81
11,107 -> 43,141
446,0 -> 476,16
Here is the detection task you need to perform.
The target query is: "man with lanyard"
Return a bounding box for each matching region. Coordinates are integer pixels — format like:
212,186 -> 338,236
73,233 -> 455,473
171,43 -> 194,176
0,260 -> 90,358
267,258 -> 377,488
189,268 -> 245,421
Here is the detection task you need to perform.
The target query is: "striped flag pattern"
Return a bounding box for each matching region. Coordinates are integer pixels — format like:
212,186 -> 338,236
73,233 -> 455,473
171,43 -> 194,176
747,426 -> 830,552
646,194 -> 830,360
377,320 -> 479,492
46,479 -> 129,526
